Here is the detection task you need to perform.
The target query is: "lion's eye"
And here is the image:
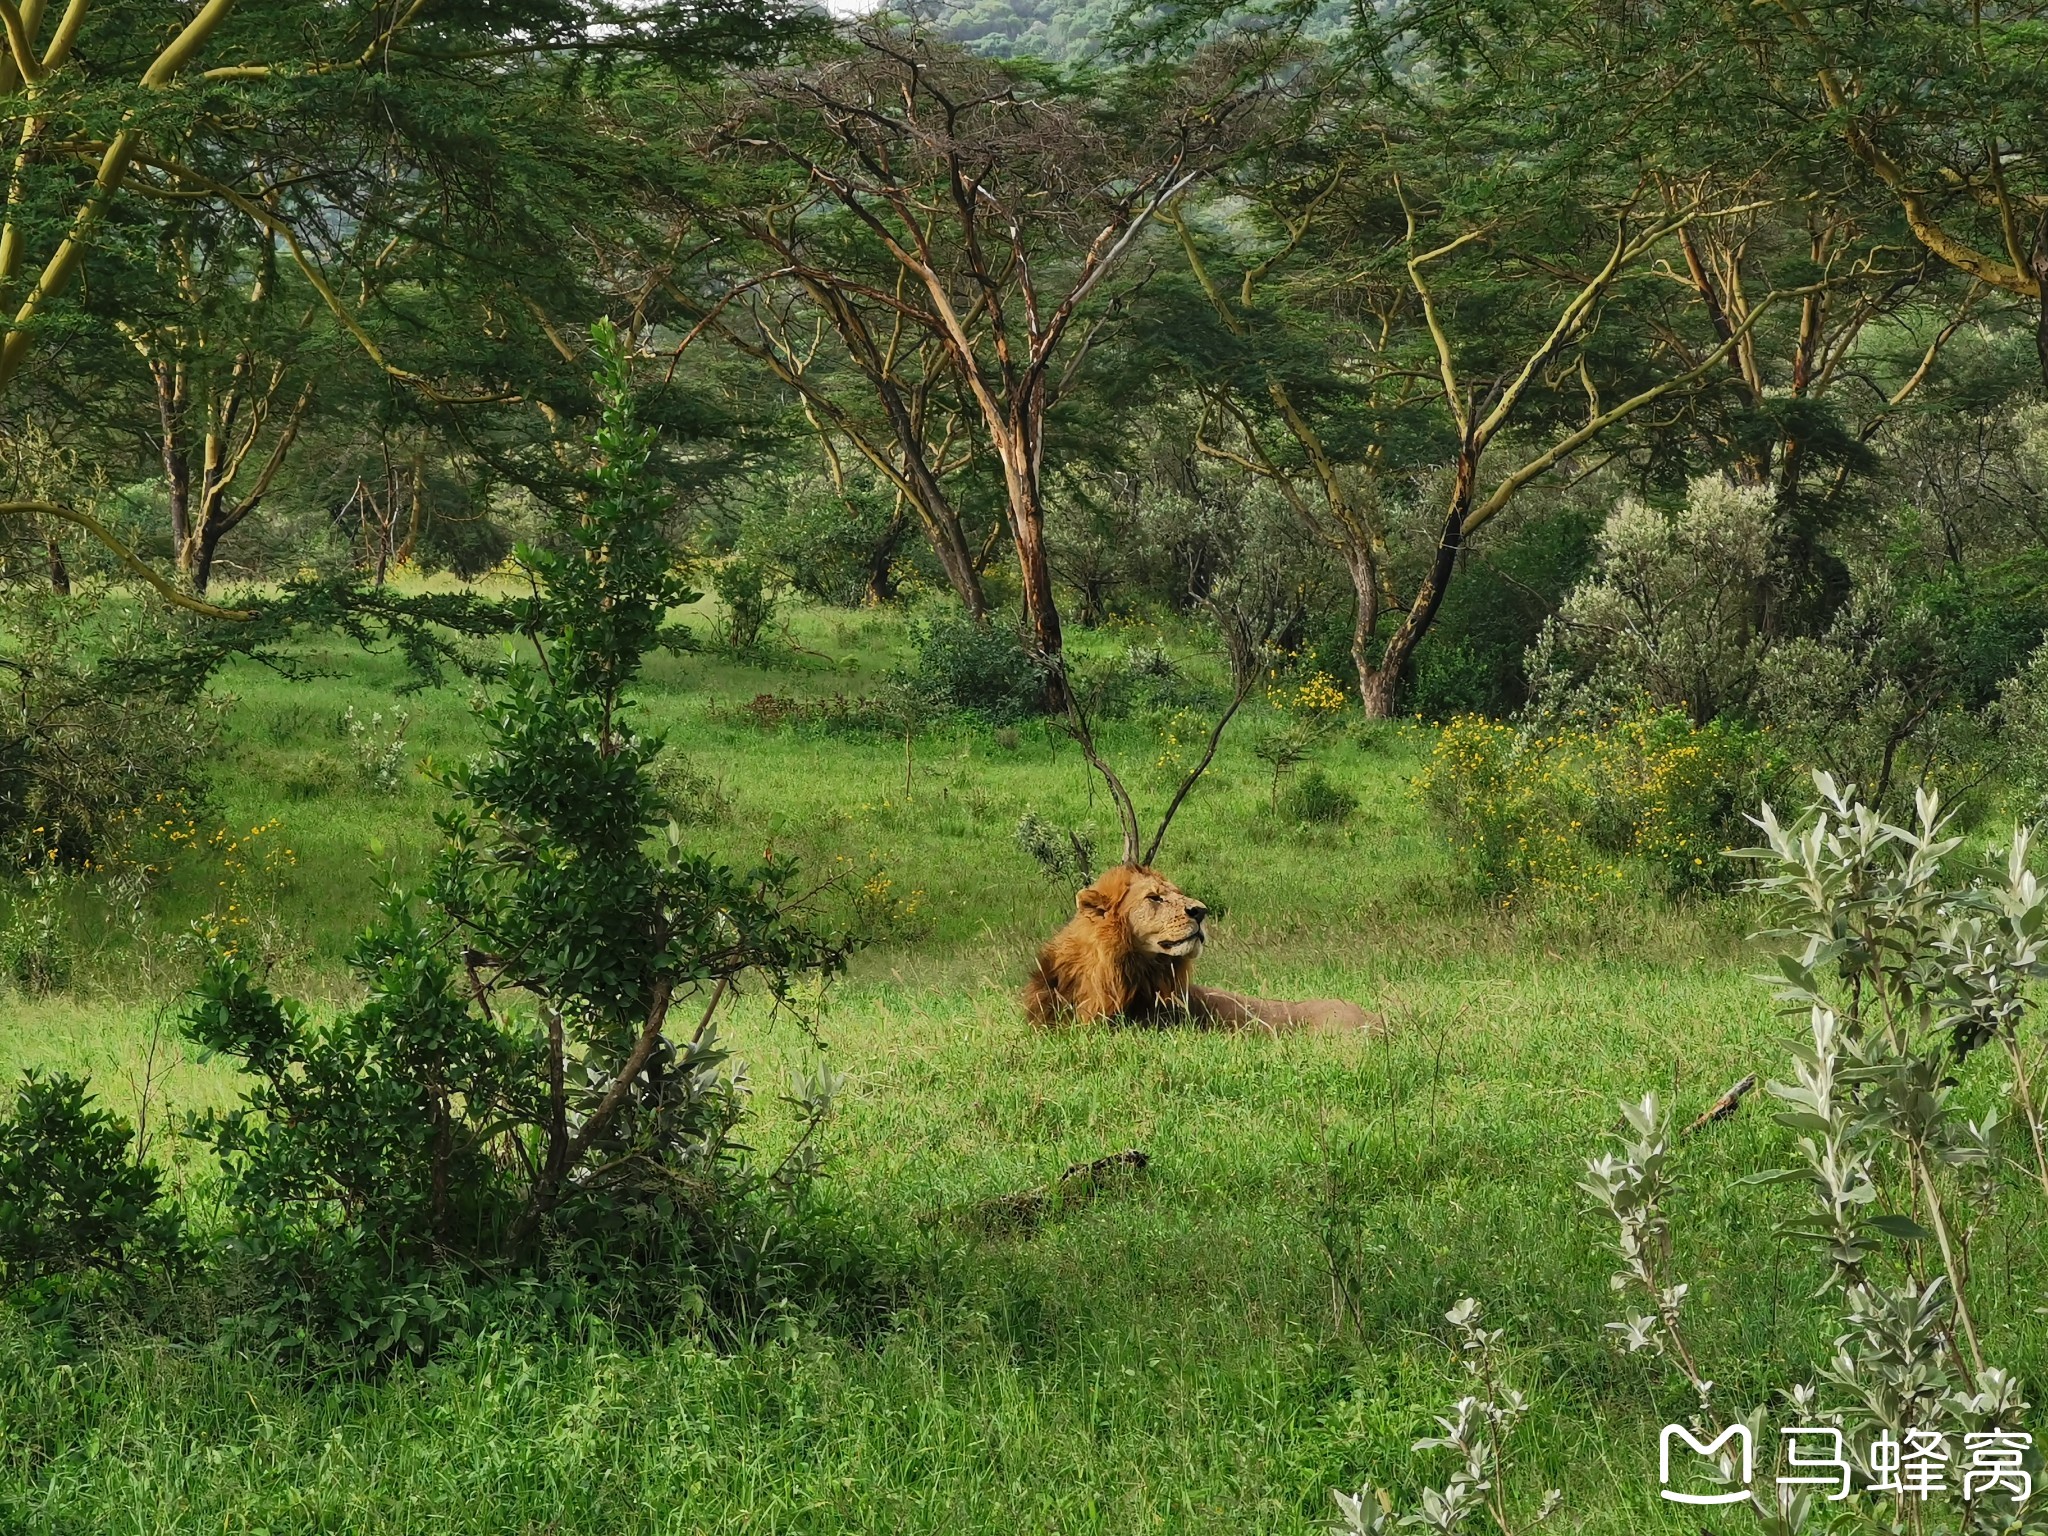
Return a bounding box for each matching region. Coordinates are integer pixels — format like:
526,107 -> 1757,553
1146,893 -> 1162,904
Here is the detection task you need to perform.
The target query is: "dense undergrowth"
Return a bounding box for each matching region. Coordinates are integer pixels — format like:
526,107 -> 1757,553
4,588 -> 2048,1530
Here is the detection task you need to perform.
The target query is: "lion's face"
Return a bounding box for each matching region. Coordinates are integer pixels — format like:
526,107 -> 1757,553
1077,865 -> 1208,960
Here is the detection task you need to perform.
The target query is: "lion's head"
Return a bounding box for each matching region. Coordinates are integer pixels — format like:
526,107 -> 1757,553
1023,864 -> 1209,1025
1079,865 -> 1208,959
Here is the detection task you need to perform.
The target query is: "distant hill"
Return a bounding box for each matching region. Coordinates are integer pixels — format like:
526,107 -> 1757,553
891,0 -> 1124,61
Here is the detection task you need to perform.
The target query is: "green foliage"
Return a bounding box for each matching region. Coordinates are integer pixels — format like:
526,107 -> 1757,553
1529,477 -> 1779,725
1582,779 -> 2048,1530
177,324 -> 852,1352
1415,707 -> 1792,900
342,706 -> 412,795
900,610 -> 1044,724
0,1071 -> 182,1305
0,590 -> 218,869
1277,766 -> 1355,826
928,0 -> 1124,60
711,559 -> 785,651
1014,808 -> 1096,887
1397,505 -> 1603,720
0,865 -> 70,995
735,475 -> 917,608
1756,567 -> 2044,814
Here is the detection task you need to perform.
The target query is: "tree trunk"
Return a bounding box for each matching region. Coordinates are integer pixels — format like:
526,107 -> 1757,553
2032,217 -> 2048,395
189,520 -> 222,595
1353,663 -> 1397,718
155,364 -> 195,578
1355,453 -> 1476,719
864,503 -> 910,604
880,388 -> 987,617
1010,479 -> 1064,698
44,537 -> 68,594
1342,542 -> 1383,719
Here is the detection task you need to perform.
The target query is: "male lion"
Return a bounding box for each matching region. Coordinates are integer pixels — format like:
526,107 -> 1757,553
1022,864 -> 1377,1033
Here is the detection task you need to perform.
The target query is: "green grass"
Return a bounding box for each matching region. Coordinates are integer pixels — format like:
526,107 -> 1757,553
3,599 -> 2045,1534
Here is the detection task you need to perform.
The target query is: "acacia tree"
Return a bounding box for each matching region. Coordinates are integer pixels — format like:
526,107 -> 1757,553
668,266 -> 995,615
0,0 -> 816,600
693,25 -> 1276,680
98,207 -> 334,592
1170,163 -> 1781,713
1727,0 -> 2048,386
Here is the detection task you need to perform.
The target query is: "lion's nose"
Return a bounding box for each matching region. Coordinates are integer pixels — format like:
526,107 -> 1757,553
1186,903 -> 1207,924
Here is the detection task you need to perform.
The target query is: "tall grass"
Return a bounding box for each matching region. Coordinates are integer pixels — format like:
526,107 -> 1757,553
2,600 -> 2042,1533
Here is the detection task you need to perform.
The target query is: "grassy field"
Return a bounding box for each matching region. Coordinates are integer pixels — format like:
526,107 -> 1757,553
3,598 -> 2044,1534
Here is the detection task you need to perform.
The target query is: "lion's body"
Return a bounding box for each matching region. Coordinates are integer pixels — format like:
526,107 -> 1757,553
1024,865 -> 1378,1035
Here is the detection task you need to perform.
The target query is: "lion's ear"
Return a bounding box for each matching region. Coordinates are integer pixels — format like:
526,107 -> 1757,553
1076,886 -> 1111,918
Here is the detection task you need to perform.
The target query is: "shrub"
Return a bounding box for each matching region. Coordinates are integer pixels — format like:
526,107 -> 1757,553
0,863 -> 70,994
711,558 -> 783,650
343,705 -> 411,794
0,589 -> 218,868
900,610 -> 1043,723
0,1071 -> 182,1304
1414,706 -> 1791,900
178,324 -> 852,1354
1528,475 -> 1778,724
1278,766 -> 1356,825
1580,779 -> 2048,1528
1761,573 -> 1998,819
738,473 -> 914,607
647,752 -> 735,826
1015,809 -> 1095,887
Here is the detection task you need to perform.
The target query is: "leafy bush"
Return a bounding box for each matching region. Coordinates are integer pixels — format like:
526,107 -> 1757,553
1414,706 -> 1791,900
177,325 -> 852,1355
1278,766 -> 1355,825
1528,475 -> 1777,724
737,473 -> 915,607
711,558 -> 783,650
0,1071 -> 182,1304
0,590 -> 218,868
647,752 -> 735,826
1579,779 -> 2048,1530
343,705 -> 411,794
0,864 -> 70,994
1015,808 -> 1095,887
1727,556 -> 2048,819
900,610 -> 1043,722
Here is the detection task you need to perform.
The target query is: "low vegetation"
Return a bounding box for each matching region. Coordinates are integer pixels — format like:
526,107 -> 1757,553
7,0 -> 2048,1528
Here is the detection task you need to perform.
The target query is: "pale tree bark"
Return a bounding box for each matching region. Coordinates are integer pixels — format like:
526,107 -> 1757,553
1340,194 -> 1806,717
1766,0 -> 2048,388
713,27 -> 1267,697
